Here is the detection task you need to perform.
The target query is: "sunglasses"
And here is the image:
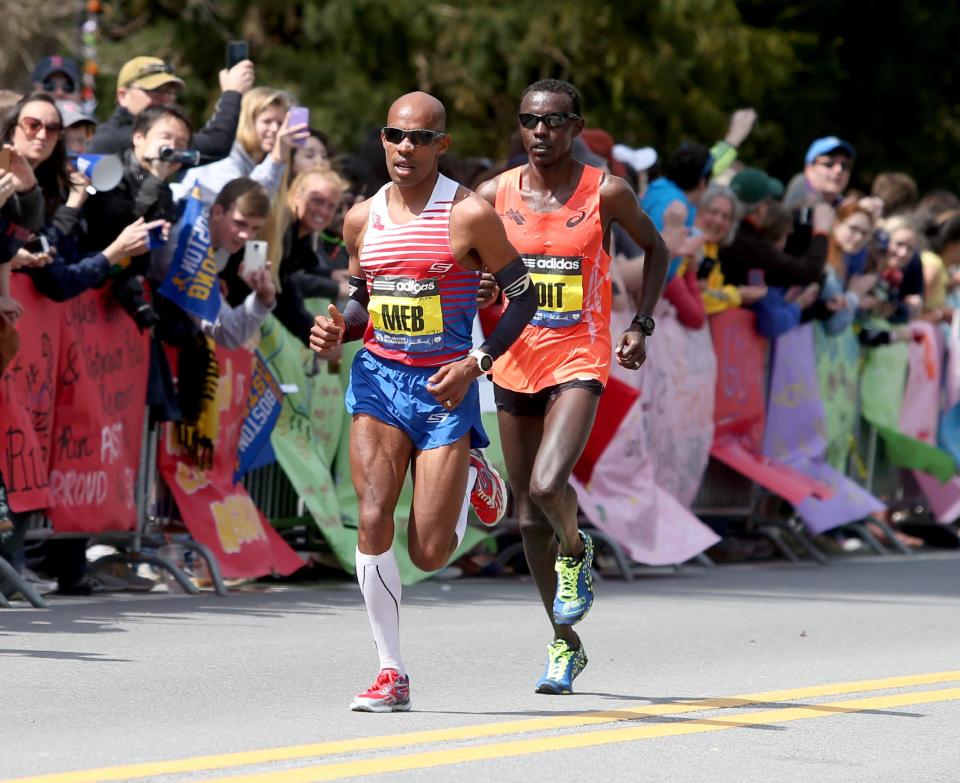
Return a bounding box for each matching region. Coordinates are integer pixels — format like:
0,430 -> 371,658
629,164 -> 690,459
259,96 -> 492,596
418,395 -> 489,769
517,112 -> 581,129
381,127 -> 447,146
18,116 -> 63,138
42,76 -> 75,93
814,156 -> 852,172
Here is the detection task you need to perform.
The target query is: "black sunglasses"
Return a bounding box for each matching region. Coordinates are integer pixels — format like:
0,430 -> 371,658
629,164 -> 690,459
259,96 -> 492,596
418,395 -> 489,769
42,76 -> 75,93
518,112 -> 581,130
381,127 -> 447,146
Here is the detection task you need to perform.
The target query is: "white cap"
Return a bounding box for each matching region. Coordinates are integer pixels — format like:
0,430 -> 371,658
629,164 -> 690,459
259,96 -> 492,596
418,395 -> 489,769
612,143 -> 657,173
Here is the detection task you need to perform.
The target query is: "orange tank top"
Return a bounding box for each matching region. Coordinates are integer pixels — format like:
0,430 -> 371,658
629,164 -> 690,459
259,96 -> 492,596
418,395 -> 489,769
492,164 -> 612,393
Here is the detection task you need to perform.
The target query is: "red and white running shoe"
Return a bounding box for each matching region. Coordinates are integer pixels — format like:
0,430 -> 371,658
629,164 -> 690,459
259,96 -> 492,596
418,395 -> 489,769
469,448 -> 508,526
349,668 -> 411,712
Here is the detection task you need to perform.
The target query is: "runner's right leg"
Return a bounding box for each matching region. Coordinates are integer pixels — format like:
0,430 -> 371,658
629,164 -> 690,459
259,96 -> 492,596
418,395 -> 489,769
350,414 -> 414,712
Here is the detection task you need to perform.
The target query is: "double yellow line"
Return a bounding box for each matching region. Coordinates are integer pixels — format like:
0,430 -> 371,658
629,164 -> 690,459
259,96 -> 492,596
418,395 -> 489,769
8,671 -> 960,783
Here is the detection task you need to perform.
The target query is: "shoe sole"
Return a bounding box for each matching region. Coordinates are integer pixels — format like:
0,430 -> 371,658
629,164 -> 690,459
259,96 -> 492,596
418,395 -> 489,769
535,682 -> 572,695
350,700 -> 412,713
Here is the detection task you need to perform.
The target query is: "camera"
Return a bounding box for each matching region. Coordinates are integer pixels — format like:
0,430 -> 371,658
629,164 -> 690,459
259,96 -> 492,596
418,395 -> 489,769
158,146 -> 202,166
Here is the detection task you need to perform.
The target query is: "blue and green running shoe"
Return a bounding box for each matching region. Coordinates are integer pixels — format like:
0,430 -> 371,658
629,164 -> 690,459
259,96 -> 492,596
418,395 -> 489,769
535,639 -> 588,695
552,531 -> 594,625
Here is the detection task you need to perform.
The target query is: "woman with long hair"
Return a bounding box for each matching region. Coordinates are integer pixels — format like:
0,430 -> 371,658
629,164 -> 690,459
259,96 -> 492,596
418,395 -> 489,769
174,86 -> 307,203
229,164 -> 348,347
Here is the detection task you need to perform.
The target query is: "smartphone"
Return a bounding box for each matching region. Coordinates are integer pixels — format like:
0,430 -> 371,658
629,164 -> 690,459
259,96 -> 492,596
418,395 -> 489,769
226,40 -> 249,69
25,235 -> 50,254
288,106 -> 309,146
242,240 -> 268,279
0,147 -> 10,173
747,268 -> 765,287
147,225 -> 167,250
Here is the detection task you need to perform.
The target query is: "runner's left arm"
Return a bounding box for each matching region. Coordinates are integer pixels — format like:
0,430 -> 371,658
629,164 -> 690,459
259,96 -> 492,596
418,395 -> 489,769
426,196 -> 536,408
602,176 -> 670,369
469,199 -> 537,359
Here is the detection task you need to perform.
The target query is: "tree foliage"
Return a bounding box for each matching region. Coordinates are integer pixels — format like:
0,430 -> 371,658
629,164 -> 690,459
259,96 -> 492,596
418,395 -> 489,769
20,0 -> 960,191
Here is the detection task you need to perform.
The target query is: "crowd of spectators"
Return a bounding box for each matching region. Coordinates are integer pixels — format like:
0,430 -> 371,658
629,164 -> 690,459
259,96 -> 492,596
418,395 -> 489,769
2,49 -> 958,599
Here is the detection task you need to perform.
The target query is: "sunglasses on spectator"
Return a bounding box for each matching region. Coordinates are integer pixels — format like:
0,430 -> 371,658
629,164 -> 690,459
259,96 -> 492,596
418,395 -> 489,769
517,112 -> 581,129
42,76 -> 75,93
18,117 -> 63,138
381,127 -> 447,146
814,156 -> 852,172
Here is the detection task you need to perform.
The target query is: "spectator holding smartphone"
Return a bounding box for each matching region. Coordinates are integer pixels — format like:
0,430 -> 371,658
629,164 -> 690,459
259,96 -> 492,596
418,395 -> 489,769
91,55 -> 253,162
173,87 -> 307,204
1,95 -> 162,305
254,165 -> 348,346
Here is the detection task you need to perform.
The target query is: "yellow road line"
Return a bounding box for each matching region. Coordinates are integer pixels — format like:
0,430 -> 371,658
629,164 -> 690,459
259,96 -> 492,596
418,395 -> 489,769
6,671 -> 960,783
203,687 -> 960,783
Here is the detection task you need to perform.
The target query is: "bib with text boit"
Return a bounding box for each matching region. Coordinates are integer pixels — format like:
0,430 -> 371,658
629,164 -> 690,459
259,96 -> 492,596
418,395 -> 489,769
524,254 -> 584,327
369,276 -> 444,352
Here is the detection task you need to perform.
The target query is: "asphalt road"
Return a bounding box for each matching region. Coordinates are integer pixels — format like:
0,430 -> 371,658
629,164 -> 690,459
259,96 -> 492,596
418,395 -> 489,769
1,551 -> 959,782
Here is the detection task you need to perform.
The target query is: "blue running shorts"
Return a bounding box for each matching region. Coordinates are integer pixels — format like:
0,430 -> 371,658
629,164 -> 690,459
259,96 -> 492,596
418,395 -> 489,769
345,349 -> 489,451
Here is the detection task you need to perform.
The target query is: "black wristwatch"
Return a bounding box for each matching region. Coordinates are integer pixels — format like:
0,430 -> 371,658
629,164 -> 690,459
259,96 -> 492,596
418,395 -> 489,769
631,314 -> 656,337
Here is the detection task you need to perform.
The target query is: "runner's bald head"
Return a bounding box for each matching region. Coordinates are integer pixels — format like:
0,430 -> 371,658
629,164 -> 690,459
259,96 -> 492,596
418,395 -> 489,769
387,92 -> 446,132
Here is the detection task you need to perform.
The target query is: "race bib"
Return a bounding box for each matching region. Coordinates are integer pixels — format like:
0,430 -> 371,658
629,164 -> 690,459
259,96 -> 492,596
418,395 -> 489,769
369,276 -> 443,352
524,254 -> 584,327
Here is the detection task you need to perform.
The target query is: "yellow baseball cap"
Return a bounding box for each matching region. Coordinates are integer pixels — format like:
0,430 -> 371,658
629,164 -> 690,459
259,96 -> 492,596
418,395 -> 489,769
117,56 -> 185,90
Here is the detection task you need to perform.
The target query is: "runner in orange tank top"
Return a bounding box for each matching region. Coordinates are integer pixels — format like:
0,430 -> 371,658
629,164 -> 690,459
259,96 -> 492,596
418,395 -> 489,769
476,79 -> 670,695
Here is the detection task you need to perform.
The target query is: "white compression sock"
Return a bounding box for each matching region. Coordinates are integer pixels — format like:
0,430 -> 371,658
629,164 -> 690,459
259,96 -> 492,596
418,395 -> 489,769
355,547 -> 405,675
455,466 -> 478,548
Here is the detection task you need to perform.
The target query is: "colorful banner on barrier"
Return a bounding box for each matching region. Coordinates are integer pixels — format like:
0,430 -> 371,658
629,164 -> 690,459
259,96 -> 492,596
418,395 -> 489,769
0,276 -> 59,512
708,309 -> 832,505
899,322 -> 960,522
234,352 -> 282,483
643,302 -> 716,507
571,392 -> 720,566
860,338 -> 955,481
814,323 -> 861,472
46,288 -> 149,532
260,311 -> 486,584
158,191 -> 221,323
570,309 -> 719,565
159,345 -> 304,579
764,324 -> 884,534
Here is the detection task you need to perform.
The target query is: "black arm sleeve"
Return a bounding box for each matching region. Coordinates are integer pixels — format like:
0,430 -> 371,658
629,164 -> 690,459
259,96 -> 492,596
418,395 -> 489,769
341,275 -> 370,342
480,257 -> 537,359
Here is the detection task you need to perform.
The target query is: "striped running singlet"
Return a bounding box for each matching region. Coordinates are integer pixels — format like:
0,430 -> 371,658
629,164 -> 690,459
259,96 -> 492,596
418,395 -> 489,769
492,164 -> 613,393
359,173 -> 478,367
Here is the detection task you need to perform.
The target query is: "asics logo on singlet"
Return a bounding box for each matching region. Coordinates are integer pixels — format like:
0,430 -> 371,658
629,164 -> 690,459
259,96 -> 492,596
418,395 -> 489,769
428,262 -> 453,274
503,209 -> 525,225
566,210 -> 586,228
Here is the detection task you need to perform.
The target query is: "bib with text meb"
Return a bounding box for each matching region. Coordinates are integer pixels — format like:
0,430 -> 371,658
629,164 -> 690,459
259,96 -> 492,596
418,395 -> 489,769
368,275 -> 444,352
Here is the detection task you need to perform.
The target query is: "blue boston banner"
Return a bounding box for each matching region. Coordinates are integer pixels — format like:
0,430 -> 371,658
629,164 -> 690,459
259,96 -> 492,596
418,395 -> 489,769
158,190 -> 221,322
234,352 -> 284,483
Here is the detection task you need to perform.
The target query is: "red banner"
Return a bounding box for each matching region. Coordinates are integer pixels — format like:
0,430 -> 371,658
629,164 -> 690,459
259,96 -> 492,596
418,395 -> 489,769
709,309 -> 831,504
158,346 -> 303,579
0,276 -> 60,512
46,287 -> 150,532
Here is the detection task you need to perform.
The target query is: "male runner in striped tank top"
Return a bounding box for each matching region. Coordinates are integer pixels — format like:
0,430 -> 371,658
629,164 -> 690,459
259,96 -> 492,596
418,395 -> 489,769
310,92 -> 537,712
476,80 -> 670,694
